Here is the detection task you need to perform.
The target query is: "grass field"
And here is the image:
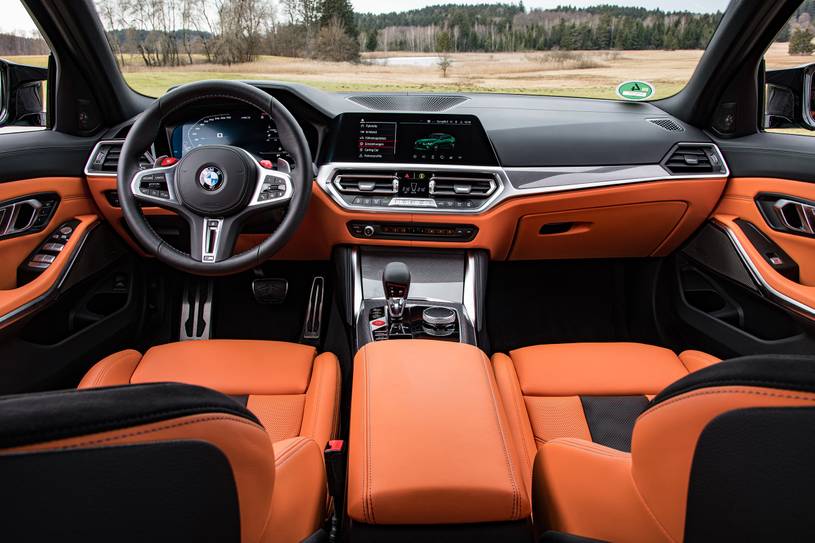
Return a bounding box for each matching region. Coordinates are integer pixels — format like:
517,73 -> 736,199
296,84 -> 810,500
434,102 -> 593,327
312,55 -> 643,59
3,42 -> 814,100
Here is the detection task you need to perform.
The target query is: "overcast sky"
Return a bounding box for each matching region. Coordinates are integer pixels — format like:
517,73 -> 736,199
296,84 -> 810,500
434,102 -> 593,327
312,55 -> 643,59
1,0 -> 731,34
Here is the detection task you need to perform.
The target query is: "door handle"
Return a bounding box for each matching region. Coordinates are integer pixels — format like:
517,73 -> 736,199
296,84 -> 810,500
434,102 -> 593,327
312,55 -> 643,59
0,198 -> 44,236
772,198 -> 815,235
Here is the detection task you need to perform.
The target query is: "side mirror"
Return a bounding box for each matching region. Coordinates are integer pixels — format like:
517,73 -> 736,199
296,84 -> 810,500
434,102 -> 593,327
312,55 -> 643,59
0,58 -> 48,129
764,63 -> 815,131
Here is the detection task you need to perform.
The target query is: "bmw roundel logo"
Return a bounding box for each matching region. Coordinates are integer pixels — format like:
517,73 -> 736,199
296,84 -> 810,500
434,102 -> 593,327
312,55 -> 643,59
198,166 -> 224,191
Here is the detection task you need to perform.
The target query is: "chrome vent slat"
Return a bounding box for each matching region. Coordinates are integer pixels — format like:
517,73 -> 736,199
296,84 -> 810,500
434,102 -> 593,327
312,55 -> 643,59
335,173 -> 398,194
347,95 -> 469,112
430,175 -> 496,196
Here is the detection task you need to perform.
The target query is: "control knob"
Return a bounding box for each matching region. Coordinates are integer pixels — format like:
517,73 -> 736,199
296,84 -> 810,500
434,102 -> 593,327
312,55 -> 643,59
422,306 -> 456,337
363,225 -> 375,237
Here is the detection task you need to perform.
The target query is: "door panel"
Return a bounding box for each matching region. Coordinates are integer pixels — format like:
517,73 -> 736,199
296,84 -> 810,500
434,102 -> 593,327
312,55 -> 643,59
713,177 -> 815,315
0,177 -> 95,290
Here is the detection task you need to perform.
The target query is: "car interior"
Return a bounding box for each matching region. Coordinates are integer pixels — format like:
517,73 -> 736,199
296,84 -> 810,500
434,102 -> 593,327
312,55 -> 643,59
1,1 -> 815,542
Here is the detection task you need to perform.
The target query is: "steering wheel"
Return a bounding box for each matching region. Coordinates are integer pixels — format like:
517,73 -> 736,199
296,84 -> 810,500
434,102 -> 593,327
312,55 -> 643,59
117,80 -> 312,276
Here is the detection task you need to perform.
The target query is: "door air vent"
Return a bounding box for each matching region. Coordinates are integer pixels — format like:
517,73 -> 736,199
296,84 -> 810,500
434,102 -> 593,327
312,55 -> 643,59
662,144 -> 727,176
347,95 -> 469,112
86,140 -> 153,176
430,173 -> 496,197
647,118 -> 685,132
334,172 -> 398,194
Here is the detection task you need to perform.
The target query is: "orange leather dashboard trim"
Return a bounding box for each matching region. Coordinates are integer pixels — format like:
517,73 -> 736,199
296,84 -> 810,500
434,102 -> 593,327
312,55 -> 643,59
0,213 -> 98,323
0,177 -> 96,289
89,177 -> 725,261
347,339 -> 531,525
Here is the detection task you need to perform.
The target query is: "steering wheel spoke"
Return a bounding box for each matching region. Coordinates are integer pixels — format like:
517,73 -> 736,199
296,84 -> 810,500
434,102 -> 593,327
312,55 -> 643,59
130,164 -> 182,209
187,215 -> 240,263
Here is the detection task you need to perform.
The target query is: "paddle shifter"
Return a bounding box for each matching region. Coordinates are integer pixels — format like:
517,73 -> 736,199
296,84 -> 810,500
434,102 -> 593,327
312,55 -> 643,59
383,262 -> 411,320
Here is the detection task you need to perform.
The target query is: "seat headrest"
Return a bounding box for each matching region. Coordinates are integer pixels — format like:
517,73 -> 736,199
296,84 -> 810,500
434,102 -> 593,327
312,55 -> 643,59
650,355 -> 815,407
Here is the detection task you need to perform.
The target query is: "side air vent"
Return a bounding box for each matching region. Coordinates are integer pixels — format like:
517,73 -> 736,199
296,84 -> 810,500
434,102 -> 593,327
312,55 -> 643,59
347,95 -> 469,112
662,144 -> 728,176
85,140 -> 153,176
430,174 -> 497,197
647,118 -> 685,132
334,172 -> 398,194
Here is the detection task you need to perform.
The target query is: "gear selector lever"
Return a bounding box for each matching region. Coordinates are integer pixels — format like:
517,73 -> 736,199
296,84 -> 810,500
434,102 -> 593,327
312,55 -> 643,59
383,262 -> 411,320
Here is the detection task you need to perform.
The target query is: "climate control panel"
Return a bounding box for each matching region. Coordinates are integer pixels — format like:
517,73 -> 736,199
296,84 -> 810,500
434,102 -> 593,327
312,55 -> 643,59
348,221 -> 477,242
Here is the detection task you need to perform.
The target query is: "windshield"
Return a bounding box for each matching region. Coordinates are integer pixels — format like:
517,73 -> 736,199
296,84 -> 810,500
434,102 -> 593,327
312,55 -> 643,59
90,1 -> 730,100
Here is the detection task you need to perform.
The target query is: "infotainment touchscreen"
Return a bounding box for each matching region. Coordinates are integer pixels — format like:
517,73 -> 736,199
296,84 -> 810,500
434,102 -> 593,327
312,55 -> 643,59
331,113 -> 498,166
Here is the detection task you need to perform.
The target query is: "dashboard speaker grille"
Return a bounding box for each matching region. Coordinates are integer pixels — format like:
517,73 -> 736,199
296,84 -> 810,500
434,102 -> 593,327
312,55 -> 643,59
347,95 -> 469,112
648,118 -> 685,132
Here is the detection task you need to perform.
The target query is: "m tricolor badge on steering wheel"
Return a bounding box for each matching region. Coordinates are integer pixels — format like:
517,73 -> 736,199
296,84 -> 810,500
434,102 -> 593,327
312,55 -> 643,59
198,166 -> 224,191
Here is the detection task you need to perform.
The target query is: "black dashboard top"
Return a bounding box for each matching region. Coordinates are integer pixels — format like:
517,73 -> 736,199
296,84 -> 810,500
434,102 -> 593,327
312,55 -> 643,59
111,81 -> 715,170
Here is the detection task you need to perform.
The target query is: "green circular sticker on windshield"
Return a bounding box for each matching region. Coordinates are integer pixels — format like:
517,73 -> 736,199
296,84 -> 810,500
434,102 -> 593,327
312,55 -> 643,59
616,81 -> 655,101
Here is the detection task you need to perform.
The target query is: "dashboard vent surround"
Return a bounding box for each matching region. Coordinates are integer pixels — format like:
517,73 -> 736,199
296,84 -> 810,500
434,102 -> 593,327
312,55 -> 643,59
430,174 -> 496,197
662,144 -> 726,176
347,95 -> 469,112
334,172 -> 398,194
86,140 -> 153,176
647,118 -> 685,132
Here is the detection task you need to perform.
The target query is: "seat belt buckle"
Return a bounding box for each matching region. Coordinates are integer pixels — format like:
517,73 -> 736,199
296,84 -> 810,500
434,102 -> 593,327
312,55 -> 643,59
324,440 -> 346,501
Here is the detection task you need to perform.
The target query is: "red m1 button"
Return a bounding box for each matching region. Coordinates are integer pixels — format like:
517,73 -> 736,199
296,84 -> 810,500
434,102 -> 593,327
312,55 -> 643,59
259,159 -> 274,169
160,157 -> 178,167
371,319 -> 386,326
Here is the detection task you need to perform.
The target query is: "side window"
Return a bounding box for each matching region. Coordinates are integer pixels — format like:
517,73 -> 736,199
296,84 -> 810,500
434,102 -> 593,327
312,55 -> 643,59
763,2 -> 815,136
0,1 -> 50,134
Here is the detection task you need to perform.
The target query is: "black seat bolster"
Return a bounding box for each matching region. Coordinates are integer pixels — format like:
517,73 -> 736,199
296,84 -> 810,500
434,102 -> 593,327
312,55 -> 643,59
649,355 -> 815,407
0,382 -> 260,449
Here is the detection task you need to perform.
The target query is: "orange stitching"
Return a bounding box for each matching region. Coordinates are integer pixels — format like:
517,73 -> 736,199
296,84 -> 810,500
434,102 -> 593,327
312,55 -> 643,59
274,436 -> 308,463
499,358 -> 534,475
481,354 -> 520,520
37,414 -> 265,450
642,388 -> 815,420
275,438 -> 312,468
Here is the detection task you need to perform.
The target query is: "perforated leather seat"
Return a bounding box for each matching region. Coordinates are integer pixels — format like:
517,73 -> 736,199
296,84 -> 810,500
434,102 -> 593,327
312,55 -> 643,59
492,342 -> 720,491
79,339 -> 341,542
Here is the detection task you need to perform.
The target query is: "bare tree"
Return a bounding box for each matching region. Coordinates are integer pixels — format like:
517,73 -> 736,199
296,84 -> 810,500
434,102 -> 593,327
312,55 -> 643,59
437,55 -> 452,77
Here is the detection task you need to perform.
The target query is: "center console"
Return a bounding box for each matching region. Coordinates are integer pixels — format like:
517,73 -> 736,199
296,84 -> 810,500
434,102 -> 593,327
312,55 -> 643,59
349,247 -> 485,348
347,340 -> 531,540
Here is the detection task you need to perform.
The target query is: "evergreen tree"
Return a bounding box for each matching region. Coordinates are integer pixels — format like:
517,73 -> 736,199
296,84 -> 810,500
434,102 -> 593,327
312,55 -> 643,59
320,0 -> 357,37
790,27 -> 815,55
365,30 -> 378,52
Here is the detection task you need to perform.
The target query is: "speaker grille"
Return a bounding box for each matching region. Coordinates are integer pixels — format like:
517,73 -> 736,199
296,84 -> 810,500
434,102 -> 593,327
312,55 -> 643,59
347,95 -> 469,112
647,118 -> 685,132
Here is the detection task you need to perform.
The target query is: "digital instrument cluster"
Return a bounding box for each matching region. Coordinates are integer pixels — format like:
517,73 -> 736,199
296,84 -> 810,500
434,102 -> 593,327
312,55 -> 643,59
170,111 -> 292,163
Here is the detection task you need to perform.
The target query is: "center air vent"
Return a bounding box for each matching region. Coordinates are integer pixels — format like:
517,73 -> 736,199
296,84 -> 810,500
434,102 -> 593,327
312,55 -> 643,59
430,174 -> 496,197
86,140 -> 154,176
662,144 -> 727,176
347,95 -> 469,112
334,172 -> 398,194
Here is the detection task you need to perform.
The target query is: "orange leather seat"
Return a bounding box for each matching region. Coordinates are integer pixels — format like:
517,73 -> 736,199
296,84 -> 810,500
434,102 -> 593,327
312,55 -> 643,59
530,356 -> 815,542
492,342 -> 720,491
79,339 -> 341,542
0,382 -> 322,543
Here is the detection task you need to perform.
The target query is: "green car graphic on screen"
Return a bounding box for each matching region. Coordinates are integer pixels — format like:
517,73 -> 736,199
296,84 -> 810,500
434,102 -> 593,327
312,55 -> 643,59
414,133 -> 456,151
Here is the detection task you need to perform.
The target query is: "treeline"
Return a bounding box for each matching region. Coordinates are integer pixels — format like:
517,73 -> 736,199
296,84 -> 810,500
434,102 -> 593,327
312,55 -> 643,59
357,3 -> 725,53
0,32 -> 49,56
95,0 -> 359,65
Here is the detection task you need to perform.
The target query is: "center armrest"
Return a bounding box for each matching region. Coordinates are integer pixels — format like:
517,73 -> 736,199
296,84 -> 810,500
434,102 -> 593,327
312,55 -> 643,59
348,339 -> 531,525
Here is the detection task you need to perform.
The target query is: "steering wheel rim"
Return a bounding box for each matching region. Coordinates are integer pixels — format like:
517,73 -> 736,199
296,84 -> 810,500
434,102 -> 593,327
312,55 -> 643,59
117,80 -> 312,276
